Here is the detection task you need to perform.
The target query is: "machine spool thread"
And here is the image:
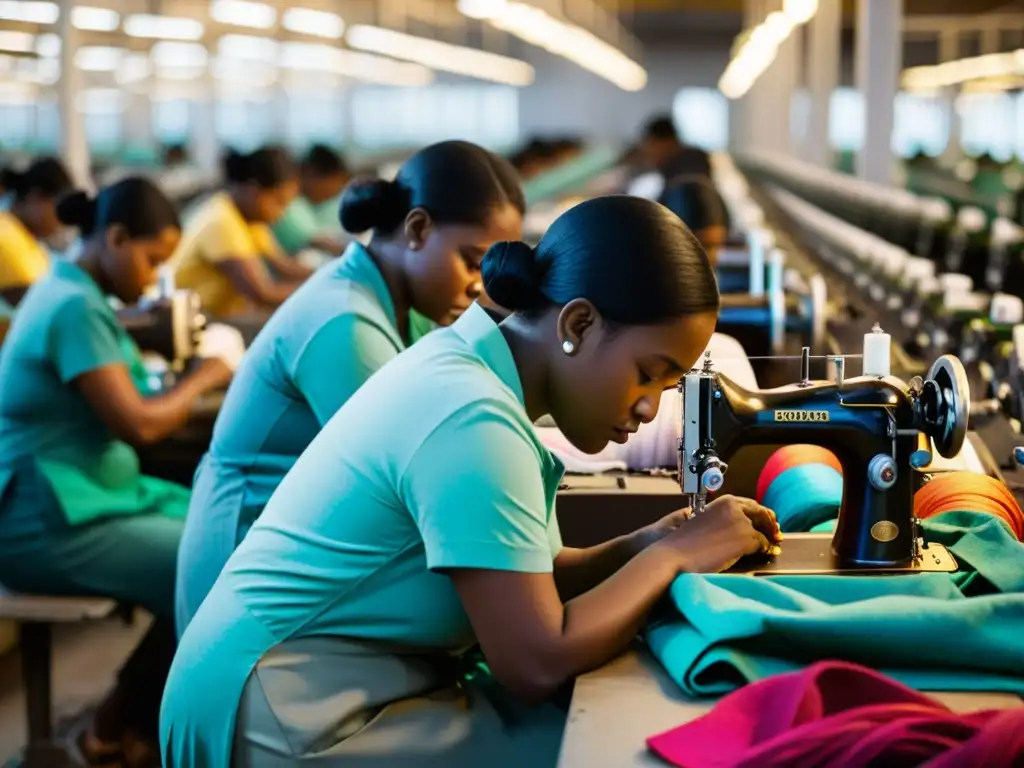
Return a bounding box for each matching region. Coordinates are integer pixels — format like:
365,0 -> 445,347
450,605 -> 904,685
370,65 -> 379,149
915,472 -> 1024,541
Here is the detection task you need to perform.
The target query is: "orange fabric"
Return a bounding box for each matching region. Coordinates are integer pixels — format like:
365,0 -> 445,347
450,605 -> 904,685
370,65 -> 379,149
915,472 -> 1024,542
757,445 -> 843,503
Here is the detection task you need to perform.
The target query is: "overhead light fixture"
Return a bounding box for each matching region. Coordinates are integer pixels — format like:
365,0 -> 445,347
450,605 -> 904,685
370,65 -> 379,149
277,41 -> 433,86
718,7 -> 814,99
71,6 -> 120,32
116,53 -> 152,85
124,14 -> 204,41
218,33 -> 278,61
282,7 -> 344,39
76,88 -> 125,115
902,49 -> 1024,91
0,31 -> 35,54
458,0 -> 645,91
74,45 -> 124,71
151,41 -> 208,68
210,0 -> 276,30
346,24 -> 534,86
0,1 -> 58,25
35,33 -> 60,57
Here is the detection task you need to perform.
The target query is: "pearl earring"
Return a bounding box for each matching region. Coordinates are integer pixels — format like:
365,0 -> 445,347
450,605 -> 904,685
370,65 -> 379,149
562,340 -> 575,355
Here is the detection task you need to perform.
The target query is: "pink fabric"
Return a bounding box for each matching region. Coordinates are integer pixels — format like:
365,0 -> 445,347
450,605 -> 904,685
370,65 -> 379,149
647,661 -> 1024,768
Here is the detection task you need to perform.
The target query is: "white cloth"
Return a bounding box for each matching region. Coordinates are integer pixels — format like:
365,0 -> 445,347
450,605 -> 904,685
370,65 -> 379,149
198,322 -> 247,372
536,333 -> 757,472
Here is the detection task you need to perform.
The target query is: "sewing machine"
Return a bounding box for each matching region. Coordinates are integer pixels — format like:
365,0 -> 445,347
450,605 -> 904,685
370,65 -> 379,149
121,285 -> 206,372
679,339 -> 971,575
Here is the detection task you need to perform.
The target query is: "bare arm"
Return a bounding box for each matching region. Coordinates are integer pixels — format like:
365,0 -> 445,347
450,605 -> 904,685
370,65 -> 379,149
75,358 -> 231,446
264,248 -> 313,281
215,258 -> 302,308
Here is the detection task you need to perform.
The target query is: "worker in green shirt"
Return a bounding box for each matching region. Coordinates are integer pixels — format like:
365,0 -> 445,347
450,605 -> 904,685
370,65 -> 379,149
272,144 -> 350,257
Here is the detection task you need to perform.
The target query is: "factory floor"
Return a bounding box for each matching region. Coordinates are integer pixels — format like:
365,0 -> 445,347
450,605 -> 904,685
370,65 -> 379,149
0,616 -> 147,766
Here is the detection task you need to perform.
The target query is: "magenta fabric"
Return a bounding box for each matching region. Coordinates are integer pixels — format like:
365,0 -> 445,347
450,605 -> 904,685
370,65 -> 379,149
647,660 -> 1024,768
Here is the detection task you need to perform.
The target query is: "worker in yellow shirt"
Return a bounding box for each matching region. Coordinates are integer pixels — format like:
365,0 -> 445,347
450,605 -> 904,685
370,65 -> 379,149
0,157 -> 75,305
171,147 -> 310,319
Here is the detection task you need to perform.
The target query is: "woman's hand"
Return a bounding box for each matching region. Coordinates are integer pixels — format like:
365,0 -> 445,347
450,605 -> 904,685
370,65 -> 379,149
628,507 -> 694,555
651,495 -> 782,574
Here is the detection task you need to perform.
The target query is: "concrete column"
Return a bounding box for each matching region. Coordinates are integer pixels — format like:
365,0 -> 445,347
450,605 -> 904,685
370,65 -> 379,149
805,0 -> 840,167
939,30 -> 961,165
57,0 -> 91,190
854,0 -> 902,185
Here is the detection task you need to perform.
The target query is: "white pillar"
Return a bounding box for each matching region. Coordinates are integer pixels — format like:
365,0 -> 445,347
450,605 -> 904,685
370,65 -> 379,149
939,30 -> 961,165
57,0 -> 91,190
744,0 -> 768,153
805,0 -> 840,167
854,0 -> 902,185
189,67 -> 220,176
123,90 -> 154,154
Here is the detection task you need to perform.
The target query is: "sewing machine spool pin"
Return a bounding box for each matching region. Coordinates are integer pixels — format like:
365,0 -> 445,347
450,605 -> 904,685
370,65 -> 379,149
678,347 -> 969,576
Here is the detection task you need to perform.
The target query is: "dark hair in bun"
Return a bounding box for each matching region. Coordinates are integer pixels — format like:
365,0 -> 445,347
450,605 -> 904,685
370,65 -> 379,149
481,241 -> 545,312
57,177 -> 179,240
1,156 -> 73,202
223,146 -> 296,188
338,140 -> 522,236
482,195 -> 719,323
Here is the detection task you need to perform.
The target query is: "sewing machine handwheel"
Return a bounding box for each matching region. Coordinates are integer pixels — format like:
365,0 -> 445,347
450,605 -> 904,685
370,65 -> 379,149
925,354 -> 970,459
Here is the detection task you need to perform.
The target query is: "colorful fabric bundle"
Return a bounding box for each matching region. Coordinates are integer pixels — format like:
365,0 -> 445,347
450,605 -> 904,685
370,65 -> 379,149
916,472 -> 1024,542
647,660 -> 1024,768
755,445 -> 843,533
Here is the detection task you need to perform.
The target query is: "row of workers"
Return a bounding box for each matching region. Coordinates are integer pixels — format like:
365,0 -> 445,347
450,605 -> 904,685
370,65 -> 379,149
0,136 -> 750,767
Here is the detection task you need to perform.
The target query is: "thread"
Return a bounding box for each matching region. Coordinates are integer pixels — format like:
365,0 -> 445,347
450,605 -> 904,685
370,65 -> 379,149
756,445 -> 844,533
914,472 -> 1024,541
862,324 -> 891,377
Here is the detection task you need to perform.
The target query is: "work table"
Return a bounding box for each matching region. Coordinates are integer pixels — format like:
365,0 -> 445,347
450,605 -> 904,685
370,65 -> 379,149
558,646 -> 1023,767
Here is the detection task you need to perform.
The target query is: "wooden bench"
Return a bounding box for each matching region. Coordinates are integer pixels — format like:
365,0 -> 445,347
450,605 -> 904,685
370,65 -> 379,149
0,589 -> 117,767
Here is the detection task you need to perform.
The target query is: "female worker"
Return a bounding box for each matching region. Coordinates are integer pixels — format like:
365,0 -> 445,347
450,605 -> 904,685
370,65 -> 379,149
658,174 -> 731,264
171,146 -> 309,319
271,143 -> 351,256
161,195 -> 781,767
0,178 -> 232,765
0,157 -> 75,305
174,140 -> 525,634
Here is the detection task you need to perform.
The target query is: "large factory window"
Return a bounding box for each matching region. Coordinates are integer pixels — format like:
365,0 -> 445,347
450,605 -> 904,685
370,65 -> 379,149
349,86 -> 518,151
1017,93 -> 1024,160
285,90 -> 344,150
0,102 -> 32,148
216,97 -> 274,152
892,92 -> 948,157
672,88 -> 729,150
79,89 -> 125,154
153,99 -> 192,145
828,88 -> 864,152
958,91 -> 1017,161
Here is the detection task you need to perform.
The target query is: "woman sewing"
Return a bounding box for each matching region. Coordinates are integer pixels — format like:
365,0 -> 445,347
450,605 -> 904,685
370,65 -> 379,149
174,140 -> 526,634
0,178 -> 232,766
658,174 -> 731,264
0,157 -> 75,305
271,143 -> 351,256
172,146 -> 310,319
161,195 -> 781,767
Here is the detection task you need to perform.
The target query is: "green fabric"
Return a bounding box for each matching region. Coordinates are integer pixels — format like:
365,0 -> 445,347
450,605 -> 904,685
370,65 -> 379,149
646,511 -> 1024,697
161,302 -> 565,767
523,147 -> 620,205
0,259 -> 189,527
175,243 -> 437,633
272,194 -> 343,254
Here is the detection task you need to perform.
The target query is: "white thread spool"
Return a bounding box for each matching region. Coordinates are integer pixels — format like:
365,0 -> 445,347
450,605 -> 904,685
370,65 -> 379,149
991,293 -> 1024,325
862,323 -> 891,378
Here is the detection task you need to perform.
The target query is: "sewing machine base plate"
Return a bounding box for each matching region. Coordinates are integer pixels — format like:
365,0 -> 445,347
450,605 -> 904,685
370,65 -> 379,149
727,533 -> 958,576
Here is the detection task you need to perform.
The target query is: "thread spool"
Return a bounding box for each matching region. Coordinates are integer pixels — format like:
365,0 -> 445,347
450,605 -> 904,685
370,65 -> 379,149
862,324 -> 891,377
990,293 -> 1024,325
755,445 -> 843,533
915,472 -> 1024,541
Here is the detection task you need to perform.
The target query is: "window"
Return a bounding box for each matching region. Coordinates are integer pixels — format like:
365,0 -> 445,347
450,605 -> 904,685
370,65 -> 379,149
828,88 -> 864,151
285,89 -> 343,150
153,99 -> 192,144
215,95 -> 274,151
349,85 -> 519,151
958,91 -> 1016,161
892,92 -> 947,158
672,88 -> 729,150
0,104 -> 33,147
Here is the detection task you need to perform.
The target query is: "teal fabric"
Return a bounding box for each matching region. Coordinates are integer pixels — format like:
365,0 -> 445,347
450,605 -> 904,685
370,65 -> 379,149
161,302 -> 565,767
271,193 -> 343,254
175,242 -> 435,634
0,260 -> 185,616
646,511 -> 1024,698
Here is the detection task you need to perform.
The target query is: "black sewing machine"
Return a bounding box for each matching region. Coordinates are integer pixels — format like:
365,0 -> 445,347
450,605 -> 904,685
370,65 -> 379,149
679,347 -> 971,575
120,286 -> 206,373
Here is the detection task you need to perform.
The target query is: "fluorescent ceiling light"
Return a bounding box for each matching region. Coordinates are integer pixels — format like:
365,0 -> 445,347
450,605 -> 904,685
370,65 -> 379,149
210,0 -> 276,30
124,14 -> 204,40
0,1 -> 58,24
347,25 -> 533,86
458,0 -> 645,91
218,33 -> 278,60
151,41 -> 208,67
74,45 -> 124,71
35,32 -> 60,57
277,41 -> 433,86
902,50 -> 1024,90
0,31 -> 35,54
116,53 -> 152,85
718,7 -> 815,99
71,6 -> 120,32
782,0 -> 817,25
282,7 -> 344,39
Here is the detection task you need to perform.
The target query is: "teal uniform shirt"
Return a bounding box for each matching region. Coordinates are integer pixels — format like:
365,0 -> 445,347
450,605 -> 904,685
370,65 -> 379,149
0,260 -> 187,615
175,242 -> 434,633
160,303 -> 565,767
271,193 -> 343,254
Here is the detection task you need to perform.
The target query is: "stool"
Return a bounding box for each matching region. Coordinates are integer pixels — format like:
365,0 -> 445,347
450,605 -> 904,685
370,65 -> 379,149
0,589 -> 116,767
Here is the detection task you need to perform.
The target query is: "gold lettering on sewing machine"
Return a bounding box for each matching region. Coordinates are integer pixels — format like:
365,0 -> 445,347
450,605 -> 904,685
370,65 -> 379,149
773,410 -> 831,423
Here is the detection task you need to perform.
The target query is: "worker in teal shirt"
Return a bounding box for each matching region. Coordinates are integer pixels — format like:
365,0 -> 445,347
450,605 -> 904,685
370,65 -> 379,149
174,140 -> 527,635
161,196 -> 782,767
0,178 -> 232,766
271,144 -> 351,256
